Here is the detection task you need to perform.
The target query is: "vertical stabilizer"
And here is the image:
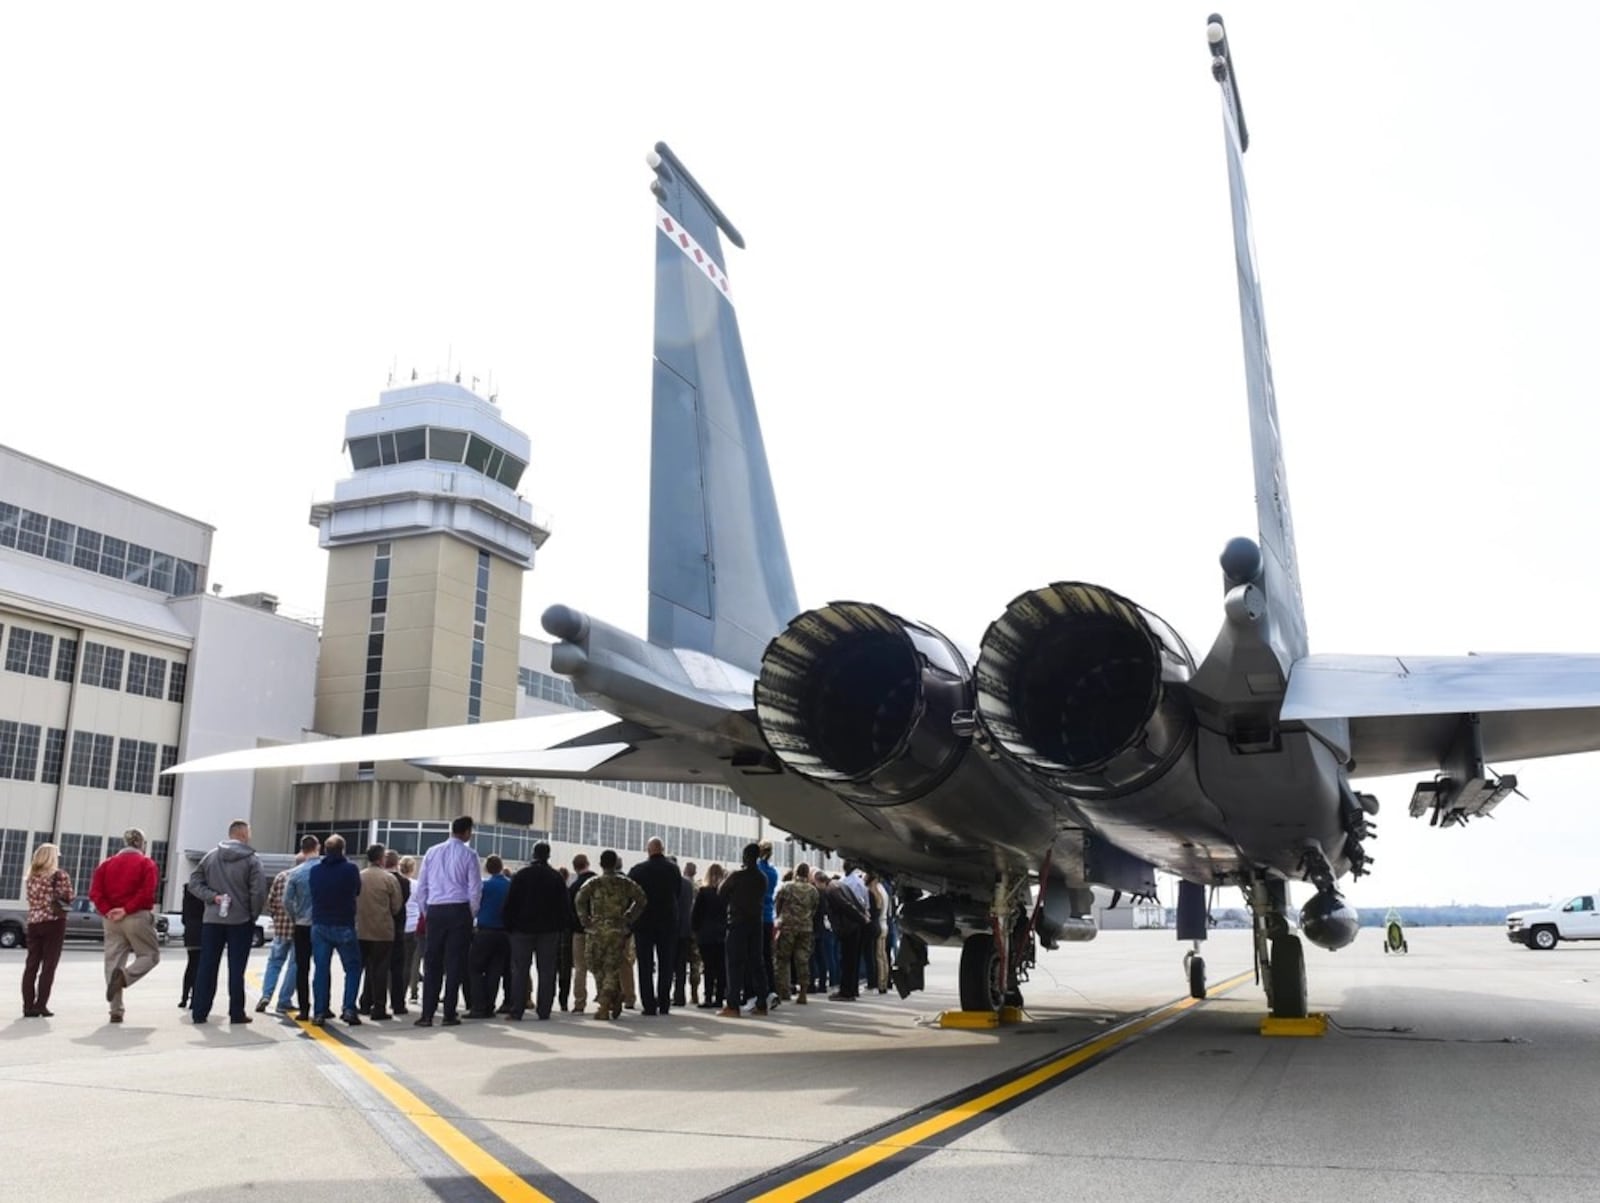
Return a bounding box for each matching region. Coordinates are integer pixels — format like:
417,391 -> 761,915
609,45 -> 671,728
646,143 -> 799,674
1208,17 -> 1308,667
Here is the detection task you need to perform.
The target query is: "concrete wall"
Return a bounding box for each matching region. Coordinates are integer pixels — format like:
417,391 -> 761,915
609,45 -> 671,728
166,594 -> 319,903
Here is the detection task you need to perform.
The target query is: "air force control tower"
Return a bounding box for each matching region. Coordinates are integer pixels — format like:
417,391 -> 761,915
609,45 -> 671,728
309,381 -> 549,768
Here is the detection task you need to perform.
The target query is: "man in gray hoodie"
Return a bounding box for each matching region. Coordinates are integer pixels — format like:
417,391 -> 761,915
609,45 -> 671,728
187,820 -> 266,1025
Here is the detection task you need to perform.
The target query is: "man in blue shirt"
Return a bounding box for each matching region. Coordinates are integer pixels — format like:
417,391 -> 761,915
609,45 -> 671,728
467,855 -> 510,1018
757,841 -> 779,1008
309,834 -> 363,1027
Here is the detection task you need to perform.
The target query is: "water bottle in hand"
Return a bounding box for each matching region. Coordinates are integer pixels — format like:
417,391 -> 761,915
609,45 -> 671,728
218,893 -> 231,918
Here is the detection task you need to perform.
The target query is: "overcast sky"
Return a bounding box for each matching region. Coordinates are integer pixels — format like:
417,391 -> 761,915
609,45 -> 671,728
4,3 -> 1597,906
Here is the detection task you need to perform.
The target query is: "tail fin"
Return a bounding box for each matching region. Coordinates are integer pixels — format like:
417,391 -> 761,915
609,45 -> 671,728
646,142 -> 799,674
1209,16 -> 1308,666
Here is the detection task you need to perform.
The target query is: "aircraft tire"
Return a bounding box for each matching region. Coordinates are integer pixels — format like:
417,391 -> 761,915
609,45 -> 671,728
1188,955 -> 1206,999
958,933 -> 1000,1011
1267,935 -> 1307,1019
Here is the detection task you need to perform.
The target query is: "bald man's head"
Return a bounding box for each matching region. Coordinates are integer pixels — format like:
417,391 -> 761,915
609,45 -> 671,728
647,837 -> 665,856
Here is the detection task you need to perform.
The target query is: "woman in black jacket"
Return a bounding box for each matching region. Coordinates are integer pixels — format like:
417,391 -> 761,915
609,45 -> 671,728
691,864 -> 727,1009
178,885 -> 204,1008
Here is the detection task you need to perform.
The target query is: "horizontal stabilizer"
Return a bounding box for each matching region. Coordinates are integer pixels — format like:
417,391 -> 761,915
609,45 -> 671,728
1285,653 -> 1600,776
167,710 -> 621,776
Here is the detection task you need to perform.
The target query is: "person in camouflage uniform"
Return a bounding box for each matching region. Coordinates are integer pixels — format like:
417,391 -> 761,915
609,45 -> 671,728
773,863 -> 820,1004
574,849 -> 647,1020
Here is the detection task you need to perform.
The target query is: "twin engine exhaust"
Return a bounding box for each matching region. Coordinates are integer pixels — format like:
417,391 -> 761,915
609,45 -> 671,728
753,583 -> 1196,804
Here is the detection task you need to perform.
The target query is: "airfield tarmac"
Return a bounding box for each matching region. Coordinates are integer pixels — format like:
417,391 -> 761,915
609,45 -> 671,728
2,928 -> 1597,1202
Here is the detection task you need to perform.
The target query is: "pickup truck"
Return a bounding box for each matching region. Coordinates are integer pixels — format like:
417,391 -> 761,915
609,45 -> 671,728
0,900 -> 169,949
1505,893 -> 1600,950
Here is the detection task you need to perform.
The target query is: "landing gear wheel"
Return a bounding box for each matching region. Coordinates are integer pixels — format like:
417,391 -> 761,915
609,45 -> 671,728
959,933 -> 1001,1012
958,933 -> 1022,1011
1187,954 -> 1207,1000
1267,935 -> 1307,1019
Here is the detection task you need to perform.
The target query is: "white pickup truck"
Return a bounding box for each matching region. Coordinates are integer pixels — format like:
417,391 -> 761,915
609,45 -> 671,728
1505,893 -> 1600,950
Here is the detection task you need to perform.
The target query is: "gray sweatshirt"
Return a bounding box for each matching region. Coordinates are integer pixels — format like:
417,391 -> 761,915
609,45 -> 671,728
188,840 -> 266,925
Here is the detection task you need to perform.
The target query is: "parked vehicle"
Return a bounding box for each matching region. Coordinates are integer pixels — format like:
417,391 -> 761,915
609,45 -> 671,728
1506,893 -> 1600,950
0,900 -> 169,948
159,909 -> 269,947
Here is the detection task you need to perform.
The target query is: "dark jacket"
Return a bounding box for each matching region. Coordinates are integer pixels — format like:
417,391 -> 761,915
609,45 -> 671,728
628,854 -> 681,933
181,886 -> 205,950
391,871 -> 411,940
309,852 -> 362,927
677,874 -> 695,939
720,865 -> 766,928
568,869 -> 596,934
692,884 -> 727,946
504,860 -> 572,935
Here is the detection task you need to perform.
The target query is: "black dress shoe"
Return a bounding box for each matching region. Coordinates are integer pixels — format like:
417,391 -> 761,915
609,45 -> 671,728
23,1010 -> 38,1018
230,1014 -> 253,1024
442,1015 -> 462,1027
413,1017 -> 434,1027
341,1011 -> 363,1026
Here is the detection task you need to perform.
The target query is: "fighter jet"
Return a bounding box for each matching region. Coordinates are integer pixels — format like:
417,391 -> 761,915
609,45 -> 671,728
174,15 -> 1600,1020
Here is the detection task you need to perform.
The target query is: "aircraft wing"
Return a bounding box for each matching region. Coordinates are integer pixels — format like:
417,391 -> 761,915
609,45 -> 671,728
169,710 -> 631,776
1283,653 -> 1600,777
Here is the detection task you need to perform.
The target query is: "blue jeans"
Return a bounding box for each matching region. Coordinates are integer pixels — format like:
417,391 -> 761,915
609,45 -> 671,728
312,924 -> 362,1019
192,922 -> 255,1022
261,936 -> 297,1005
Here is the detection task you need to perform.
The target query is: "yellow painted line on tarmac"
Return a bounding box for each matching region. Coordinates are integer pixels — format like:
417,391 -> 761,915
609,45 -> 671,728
246,969 -> 552,1203
749,969 -> 1254,1203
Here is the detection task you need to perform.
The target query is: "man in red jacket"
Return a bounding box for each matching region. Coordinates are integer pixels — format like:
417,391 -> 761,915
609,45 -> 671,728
89,828 -> 161,1024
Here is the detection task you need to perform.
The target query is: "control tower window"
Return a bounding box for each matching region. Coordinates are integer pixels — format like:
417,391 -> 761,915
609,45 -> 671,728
393,428 -> 426,463
428,428 -> 468,463
348,436 -> 381,470
495,454 -> 526,489
464,434 -> 494,474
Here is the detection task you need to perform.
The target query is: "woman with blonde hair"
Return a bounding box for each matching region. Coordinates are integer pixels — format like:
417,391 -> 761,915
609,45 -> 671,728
22,843 -> 74,1017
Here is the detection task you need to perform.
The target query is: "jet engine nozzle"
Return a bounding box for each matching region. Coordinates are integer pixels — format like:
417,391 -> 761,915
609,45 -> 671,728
976,582 -> 1196,798
755,602 -> 973,805
1299,891 -> 1360,951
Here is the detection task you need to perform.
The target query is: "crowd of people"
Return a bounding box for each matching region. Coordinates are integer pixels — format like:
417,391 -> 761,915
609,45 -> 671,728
17,817 -> 900,1026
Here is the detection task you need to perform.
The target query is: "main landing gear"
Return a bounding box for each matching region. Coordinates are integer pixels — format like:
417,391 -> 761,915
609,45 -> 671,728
957,876 -> 1032,1013
1248,877 -> 1307,1019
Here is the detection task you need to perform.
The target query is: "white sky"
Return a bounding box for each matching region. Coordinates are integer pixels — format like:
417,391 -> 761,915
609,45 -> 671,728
3,3 -> 1597,906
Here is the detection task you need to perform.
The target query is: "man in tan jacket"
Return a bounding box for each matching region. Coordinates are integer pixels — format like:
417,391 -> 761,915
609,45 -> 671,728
356,843 -> 403,1020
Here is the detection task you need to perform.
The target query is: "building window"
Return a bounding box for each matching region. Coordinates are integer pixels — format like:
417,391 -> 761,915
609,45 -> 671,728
81,642 -> 124,690
0,503 -> 18,549
518,666 -> 593,711
168,662 -> 188,704
0,721 -> 42,781
73,528 -> 101,571
46,518 -> 75,563
57,833 -> 103,893
145,657 -> 166,699
41,729 -> 66,785
55,638 -> 77,683
467,550 -> 490,723
0,829 -> 28,899
149,840 -> 168,899
4,626 -> 53,678
150,553 -> 175,593
124,653 -> 167,699
98,535 -> 127,579
157,744 -> 178,797
69,731 -> 114,789
16,509 -> 48,556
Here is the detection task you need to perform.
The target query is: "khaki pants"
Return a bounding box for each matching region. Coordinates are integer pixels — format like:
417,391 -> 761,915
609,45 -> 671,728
104,911 -> 162,1017
572,932 -> 588,1008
